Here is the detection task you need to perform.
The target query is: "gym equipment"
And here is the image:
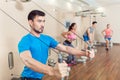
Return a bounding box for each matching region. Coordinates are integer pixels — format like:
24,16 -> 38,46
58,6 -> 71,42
92,46 -> 97,53
48,59 -> 56,67
77,58 -> 87,63
92,41 -> 98,53
109,41 -> 113,47
87,42 -> 97,54
58,53 -> 65,80
61,53 -> 68,61
58,53 -> 71,80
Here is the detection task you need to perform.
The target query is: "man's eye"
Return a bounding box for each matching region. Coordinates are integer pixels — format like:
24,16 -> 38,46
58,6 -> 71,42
38,20 -> 45,22
38,20 -> 42,22
43,20 -> 45,22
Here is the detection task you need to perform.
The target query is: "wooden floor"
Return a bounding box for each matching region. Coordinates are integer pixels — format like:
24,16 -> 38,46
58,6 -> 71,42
43,45 -> 120,80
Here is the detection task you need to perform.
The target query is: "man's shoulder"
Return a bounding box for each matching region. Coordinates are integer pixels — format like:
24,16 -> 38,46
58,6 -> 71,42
20,33 -> 31,41
41,34 -> 52,38
41,34 -> 57,42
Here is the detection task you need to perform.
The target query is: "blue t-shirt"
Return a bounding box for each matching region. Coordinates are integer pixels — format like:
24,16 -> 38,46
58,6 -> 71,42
18,33 -> 59,79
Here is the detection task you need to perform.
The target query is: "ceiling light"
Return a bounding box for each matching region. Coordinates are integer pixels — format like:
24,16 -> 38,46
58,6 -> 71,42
96,7 -> 105,13
70,0 -> 74,2
66,2 -> 72,10
78,7 -> 82,11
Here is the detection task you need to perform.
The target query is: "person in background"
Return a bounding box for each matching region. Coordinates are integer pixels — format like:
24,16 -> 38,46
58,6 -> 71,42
102,24 -> 113,51
83,21 -> 97,50
61,23 -> 77,66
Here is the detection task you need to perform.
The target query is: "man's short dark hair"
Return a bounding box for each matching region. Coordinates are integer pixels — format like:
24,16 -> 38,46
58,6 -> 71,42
28,10 -> 45,21
92,21 -> 97,25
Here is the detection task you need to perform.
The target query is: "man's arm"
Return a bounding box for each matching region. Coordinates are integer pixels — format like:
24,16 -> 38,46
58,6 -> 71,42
19,51 -> 55,76
19,51 -> 68,78
56,44 -> 87,56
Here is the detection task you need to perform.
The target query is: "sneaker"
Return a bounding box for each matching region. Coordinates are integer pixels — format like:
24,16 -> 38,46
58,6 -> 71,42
67,63 -> 73,67
71,60 -> 77,65
106,48 -> 109,51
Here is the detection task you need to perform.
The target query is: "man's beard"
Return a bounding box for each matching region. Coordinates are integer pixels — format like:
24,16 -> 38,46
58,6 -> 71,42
33,27 -> 44,34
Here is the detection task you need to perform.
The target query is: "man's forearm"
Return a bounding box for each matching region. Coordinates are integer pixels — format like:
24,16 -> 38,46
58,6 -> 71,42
21,56 -> 54,76
63,46 -> 86,56
56,44 -> 86,56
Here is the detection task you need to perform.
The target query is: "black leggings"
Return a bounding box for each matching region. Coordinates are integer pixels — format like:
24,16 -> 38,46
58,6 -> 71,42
63,40 -> 76,63
20,77 -> 42,80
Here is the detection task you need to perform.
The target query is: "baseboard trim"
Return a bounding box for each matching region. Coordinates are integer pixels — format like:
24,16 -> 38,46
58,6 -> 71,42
96,42 -> 120,46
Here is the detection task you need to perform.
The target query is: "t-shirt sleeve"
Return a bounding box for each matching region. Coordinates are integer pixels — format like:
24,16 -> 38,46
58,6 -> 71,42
18,37 -> 30,53
49,37 -> 59,48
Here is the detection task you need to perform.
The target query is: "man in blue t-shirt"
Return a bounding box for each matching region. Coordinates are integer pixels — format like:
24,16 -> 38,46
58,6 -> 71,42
18,10 -> 94,80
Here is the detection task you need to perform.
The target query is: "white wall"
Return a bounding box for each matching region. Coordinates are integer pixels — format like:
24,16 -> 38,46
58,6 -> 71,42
0,1 -> 33,80
95,4 -> 120,43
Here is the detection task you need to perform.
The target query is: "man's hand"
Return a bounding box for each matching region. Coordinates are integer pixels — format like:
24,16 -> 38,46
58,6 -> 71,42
86,49 -> 95,58
53,61 -> 68,79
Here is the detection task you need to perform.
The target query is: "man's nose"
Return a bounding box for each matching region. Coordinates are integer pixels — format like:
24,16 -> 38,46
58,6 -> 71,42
41,21 -> 45,26
41,26 -> 44,29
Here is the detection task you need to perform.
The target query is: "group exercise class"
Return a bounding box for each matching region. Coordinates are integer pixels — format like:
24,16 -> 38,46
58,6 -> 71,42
0,0 -> 120,80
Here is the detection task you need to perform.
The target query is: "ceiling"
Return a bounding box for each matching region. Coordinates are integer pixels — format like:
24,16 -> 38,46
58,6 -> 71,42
37,0 -> 91,12
23,0 -> 120,12
95,0 -> 120,7
29,0 -> 120,17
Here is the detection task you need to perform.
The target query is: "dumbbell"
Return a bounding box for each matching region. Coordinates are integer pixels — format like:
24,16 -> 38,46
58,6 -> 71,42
58,53 -> 71,80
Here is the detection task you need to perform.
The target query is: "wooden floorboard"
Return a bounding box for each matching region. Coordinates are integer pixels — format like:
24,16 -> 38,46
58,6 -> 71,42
43,45 -> 120,80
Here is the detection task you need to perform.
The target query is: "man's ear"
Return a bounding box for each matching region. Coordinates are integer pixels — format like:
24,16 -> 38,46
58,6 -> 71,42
28,20 -> 33,27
